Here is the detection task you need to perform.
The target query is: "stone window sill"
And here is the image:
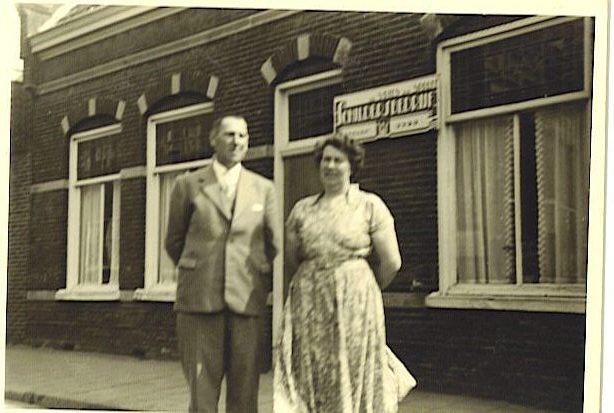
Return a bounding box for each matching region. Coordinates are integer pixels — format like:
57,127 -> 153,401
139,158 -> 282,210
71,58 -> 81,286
55,286 -> 120,301
426,291 -> 585,313
133,286 -> 176,302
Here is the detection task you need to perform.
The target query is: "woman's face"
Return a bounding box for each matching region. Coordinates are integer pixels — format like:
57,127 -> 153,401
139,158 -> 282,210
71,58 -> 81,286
319,144 -> 352,187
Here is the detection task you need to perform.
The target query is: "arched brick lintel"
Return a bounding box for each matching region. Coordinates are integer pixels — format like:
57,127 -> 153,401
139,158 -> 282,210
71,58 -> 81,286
60,96 -> 126,136
260,33 -> 352,85
136,72 -> 220,116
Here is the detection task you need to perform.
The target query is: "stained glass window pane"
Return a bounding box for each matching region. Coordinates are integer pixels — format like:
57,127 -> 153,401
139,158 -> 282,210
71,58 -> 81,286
289,83 -> 342,141
451,19 -> 585,113
156,113 -> 214,166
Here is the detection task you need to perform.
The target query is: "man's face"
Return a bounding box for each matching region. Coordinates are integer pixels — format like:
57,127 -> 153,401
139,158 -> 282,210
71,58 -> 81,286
210,116 -> 249,168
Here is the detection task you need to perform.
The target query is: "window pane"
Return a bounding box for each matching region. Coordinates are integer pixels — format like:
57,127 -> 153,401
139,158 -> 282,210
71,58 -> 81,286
77,135 -> 118,179
455,116 -> 515,284
79,184 -> 103,284
451,19 -> 585,113
158,172 -> 182,284
289,83 -> 342,141
534,103 -> 589,284
102,182 -> 114,284
156,113 -> 214,166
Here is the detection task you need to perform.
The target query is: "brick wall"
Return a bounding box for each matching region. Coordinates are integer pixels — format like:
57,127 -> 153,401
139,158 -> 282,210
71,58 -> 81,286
31,11 -> 435,173
361,134 -> 438,291
24,299 -> 273,366
12,10 -> 586,412
29,9 -> 438,290
40,9 -> 259,83
29,190 -> 67,290
119,178 -> 146,290
7,81 -> 30,343
386,308 -> 585,412
26,300 -> 177,358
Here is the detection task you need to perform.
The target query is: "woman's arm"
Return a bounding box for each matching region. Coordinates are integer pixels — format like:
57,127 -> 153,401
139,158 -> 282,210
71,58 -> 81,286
284,225 -> 301,281
368,194 -> 402,289
371,225 -> 402,289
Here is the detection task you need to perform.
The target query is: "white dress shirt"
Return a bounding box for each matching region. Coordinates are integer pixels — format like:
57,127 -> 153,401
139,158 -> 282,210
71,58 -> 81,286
212,158 -> 242,201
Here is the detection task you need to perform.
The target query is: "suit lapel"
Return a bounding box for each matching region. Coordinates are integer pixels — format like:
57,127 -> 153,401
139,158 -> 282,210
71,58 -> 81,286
197,166 -> 232,221
232,170 -> 257,222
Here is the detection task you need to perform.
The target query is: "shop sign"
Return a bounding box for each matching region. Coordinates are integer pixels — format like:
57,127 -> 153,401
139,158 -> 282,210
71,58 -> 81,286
334,74 -> 438,140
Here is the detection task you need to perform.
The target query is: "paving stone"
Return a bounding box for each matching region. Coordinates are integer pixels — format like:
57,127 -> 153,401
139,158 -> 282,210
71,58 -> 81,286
5,345 -> 564,412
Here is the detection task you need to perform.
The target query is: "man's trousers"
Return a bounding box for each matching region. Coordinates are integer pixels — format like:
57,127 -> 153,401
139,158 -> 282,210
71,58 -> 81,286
176,310 -> 263,413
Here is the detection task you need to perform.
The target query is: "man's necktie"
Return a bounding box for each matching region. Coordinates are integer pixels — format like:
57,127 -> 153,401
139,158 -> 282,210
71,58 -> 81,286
220,180 -> 235,213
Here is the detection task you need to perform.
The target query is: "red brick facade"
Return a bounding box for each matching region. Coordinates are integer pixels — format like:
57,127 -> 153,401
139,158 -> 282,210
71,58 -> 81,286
7,81 -> 31,344
7,9 -> 587,412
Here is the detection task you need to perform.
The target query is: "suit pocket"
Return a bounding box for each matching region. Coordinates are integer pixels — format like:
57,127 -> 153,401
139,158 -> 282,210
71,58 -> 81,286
177,257 -> 197,269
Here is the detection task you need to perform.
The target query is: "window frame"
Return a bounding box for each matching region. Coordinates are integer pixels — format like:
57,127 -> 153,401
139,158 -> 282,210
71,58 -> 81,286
427,16 -> 593,313
135,102 -> 214,302
57,123 -> 122,301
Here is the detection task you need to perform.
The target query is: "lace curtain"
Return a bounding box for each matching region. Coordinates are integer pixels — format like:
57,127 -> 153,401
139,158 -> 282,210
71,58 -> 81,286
454,104 -> 589,285
535,104 -> 589,284
79,184 -> 103,284
158,172 -> 180,284
455,116 -> 516,284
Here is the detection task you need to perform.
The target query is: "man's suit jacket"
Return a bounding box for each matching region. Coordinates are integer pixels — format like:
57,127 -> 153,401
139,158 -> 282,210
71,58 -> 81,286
165,165 -> 280,316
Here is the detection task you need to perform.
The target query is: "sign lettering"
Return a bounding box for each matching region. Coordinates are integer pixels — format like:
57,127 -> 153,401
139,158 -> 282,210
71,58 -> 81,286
334,75 -> 438,140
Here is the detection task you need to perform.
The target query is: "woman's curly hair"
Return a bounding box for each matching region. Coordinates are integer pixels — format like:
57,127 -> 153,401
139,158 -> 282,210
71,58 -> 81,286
314,134 -> 365,182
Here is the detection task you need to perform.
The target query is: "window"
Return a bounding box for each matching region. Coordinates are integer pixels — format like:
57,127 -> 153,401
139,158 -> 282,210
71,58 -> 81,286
428,16 -> 592,313
275,70 -> 343,208
288,84 -> 341,140
57,124 -> 122,300
271,69 -> 343,340
135,102 -> 214,301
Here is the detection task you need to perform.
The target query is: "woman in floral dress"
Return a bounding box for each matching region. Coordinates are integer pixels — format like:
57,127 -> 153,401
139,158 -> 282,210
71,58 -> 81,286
274,135 -> 408,413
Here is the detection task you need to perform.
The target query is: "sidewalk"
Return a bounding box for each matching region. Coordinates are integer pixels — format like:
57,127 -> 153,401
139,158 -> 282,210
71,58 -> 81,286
4,345 -> 563,412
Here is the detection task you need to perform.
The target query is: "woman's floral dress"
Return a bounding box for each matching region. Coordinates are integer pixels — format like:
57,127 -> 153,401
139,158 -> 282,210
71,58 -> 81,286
274,185 -> 399,413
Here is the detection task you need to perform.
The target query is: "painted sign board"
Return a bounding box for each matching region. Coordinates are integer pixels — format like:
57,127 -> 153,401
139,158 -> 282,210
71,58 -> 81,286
334,74 -> 438,141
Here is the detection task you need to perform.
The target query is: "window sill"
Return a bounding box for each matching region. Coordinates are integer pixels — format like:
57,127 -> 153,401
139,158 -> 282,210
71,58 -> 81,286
55,286 -> 120,301
425,290 -> 586,313
133,286 -> 176,302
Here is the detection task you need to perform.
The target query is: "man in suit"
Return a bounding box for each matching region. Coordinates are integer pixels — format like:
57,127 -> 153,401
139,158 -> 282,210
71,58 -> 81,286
165,115 -> 280,413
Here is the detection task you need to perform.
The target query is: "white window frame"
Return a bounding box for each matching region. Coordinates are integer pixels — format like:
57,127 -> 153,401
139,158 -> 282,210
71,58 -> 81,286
57,123 -> 122,301
272,68 -> 343,342
427,16 -> 593,313
134,102 -> 214,302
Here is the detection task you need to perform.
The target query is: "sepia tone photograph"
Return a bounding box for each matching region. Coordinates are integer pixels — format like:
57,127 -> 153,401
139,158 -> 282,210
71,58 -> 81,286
2,0 -> 610,412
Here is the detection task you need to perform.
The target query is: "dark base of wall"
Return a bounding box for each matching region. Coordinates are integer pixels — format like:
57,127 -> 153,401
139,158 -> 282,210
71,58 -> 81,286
386,308 -> 585,413
18,301 -> 584,412
25,301 -> 176,360
21,300 -> 273,370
